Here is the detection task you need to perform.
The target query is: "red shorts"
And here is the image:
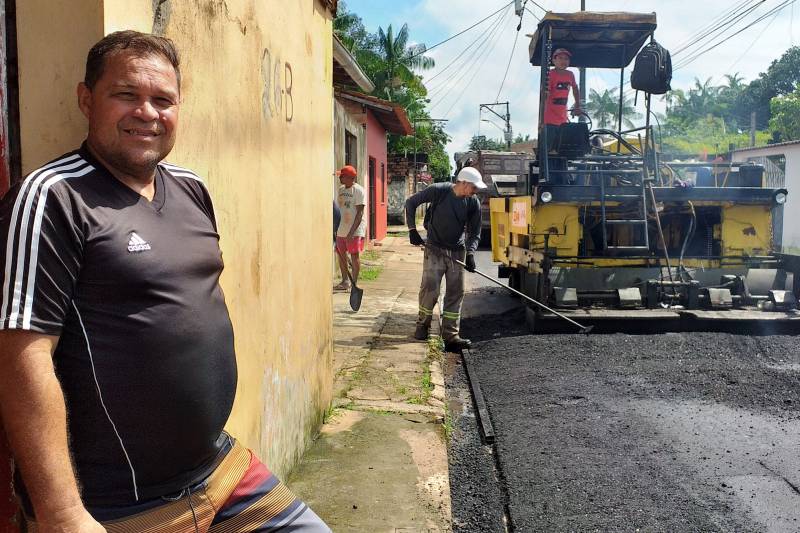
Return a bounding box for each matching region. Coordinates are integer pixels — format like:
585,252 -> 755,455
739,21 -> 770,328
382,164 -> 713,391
336,236 -> 365,254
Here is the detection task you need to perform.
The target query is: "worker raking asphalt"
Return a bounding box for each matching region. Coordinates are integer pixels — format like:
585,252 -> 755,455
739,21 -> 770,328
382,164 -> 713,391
449,305 -> 800,532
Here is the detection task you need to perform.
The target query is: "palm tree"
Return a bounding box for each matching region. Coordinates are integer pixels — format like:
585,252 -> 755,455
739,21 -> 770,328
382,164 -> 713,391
686,77 -> 720,117
585,88 -> 640,129
723,72 -> 745,93
369,24 -> 435,101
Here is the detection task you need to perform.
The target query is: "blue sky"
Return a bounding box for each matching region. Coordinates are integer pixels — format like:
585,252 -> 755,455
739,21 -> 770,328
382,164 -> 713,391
341,0 -> 799,160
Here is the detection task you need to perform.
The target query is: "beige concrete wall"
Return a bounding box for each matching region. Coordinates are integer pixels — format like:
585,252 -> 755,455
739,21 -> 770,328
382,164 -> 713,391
15,0 -> 335,479
16,1 -> 103,171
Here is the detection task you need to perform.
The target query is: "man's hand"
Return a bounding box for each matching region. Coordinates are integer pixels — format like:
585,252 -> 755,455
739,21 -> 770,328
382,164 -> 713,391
465,253 -> 476,272
37,505 -> 105,532
570,107 -> 582,117
409,229 -> 425,246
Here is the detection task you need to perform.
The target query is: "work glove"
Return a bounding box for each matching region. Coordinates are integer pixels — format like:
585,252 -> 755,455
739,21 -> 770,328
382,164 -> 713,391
409,229 -> 425,246
465,253 -> 476,272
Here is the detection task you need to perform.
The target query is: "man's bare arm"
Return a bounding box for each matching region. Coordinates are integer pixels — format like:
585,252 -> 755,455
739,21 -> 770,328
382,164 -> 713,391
0,330 -> 104,532
347,205 -> 365,239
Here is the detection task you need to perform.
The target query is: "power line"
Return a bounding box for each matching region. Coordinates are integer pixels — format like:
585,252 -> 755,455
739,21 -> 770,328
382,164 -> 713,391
440,10 -> 513,118
423,7 -> 506,86
427,7 -> 510,101
674,1 -> 768,66
426,8 -> 509,96
723,7 -> 782,74
671,0 -> 758,56
434,9 -> 510,114
495,4 -> 527,102
609,2 -> 761,101
676,0 -> 798,70
408,1 -> 514,60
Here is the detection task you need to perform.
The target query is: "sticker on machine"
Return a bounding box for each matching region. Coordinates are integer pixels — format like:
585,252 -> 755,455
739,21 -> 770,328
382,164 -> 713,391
511,201 -> 527,228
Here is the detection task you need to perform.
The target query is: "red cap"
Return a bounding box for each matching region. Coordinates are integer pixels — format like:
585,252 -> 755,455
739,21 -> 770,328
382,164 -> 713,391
338,165 -> 357,178
552,48 -> 572,59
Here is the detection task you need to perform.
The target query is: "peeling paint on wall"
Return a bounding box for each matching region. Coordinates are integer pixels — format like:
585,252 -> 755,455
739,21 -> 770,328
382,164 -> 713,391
151,0 -> 170,35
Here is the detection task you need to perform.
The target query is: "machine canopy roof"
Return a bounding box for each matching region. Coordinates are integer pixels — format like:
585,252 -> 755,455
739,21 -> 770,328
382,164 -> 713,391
529,11 -> 658,69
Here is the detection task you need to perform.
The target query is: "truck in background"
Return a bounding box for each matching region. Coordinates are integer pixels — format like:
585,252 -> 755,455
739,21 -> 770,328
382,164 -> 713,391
454,150 -> 533,247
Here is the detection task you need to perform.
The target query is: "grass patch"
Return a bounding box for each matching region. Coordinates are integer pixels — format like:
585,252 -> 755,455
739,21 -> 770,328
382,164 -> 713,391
361,249 -> 382,261
443,404 -> 454,440
359,265 -> 383,281
408,336 -> 442,404
387,230 -> 409,237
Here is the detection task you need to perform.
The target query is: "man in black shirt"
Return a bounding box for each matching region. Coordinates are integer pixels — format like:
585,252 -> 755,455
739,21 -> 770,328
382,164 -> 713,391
405,167 -> 484,352
0,31 -> 329,532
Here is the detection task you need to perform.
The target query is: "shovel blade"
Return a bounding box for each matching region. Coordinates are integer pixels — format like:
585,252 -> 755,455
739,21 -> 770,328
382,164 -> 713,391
349,285 -> 364,311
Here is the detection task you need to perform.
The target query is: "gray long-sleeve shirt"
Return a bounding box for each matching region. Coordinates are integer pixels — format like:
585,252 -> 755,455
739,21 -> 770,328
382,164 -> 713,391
405,182 -> 482,252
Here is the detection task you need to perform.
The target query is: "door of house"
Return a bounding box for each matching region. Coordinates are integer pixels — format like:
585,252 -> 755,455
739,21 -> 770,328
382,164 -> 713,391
368,157 -> 376,241
0,0 -> 12,196
1,1 -> 20,529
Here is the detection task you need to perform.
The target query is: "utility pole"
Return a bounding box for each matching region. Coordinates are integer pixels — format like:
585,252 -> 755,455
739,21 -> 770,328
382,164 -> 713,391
480,102 -> 512,149
750,111 -> 756,147
578,0 -> 587,123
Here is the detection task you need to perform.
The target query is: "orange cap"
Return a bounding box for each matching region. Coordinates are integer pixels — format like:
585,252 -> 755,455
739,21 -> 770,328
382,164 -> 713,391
338,165 -> 357,178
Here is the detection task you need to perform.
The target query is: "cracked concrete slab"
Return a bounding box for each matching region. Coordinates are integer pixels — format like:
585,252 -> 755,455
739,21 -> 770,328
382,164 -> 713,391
289,233 -> 451,532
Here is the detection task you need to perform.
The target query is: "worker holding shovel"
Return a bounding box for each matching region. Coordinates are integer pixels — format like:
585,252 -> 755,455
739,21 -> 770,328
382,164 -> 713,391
334,165 -> 366,293
405,167 -> 485,352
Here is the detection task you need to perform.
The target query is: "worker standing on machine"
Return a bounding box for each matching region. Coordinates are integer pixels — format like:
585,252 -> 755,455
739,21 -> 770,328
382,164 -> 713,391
405,167 -> 485,352
541,47 -> 581,184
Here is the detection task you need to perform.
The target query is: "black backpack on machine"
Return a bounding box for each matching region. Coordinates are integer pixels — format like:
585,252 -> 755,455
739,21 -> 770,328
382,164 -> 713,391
631,41 -> 672,94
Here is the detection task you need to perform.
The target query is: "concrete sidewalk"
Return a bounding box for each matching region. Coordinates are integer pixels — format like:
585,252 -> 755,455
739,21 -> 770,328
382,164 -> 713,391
288,230 -> 452,532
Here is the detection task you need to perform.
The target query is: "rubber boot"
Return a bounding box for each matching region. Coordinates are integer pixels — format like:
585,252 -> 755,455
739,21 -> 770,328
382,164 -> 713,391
414,324 -> 429,341
444,336 -> 472,352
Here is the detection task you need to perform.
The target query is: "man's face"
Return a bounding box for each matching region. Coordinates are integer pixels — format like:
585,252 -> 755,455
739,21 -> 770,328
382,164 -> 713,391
341,175 -> 356,187
455,181 -> 479,197
553,54 -> 570,69
77,51 -> 180,179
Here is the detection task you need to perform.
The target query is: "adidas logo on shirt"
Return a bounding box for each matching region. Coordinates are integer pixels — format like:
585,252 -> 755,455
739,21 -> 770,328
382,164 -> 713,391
127,232 -> 152,253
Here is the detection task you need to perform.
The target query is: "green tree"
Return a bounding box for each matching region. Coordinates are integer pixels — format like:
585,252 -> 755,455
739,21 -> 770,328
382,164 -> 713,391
768,85 -> 800,142
513,133 -> 532,143
366,24 -> 435,102
334,2 -> 376,53
390,119 -> 452,181
333,5 -> 449,179
468,135 -> 506,151
585,88 -> 640,129
735,46 -> 800,129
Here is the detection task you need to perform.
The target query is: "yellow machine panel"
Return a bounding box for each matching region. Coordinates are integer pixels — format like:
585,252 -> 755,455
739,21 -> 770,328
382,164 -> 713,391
490,197 -> 510,263
529,203 -> 580,257
721,205 -> 772,257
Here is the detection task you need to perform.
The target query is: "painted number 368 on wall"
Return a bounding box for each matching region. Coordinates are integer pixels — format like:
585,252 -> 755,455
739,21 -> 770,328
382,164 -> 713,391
261,47 -> 293,123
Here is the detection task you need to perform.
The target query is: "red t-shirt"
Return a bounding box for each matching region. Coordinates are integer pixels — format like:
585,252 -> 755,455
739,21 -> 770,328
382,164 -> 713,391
544,68 -> 577,125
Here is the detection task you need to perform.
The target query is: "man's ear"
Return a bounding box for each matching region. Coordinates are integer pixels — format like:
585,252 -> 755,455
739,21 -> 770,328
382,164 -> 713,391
77,82 -> 92,119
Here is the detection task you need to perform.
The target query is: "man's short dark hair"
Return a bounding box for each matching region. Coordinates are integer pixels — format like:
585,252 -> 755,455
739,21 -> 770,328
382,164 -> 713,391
84,30 -> 181,89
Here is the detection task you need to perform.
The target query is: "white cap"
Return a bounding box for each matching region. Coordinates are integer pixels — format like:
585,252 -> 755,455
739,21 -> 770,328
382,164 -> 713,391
456,166 -> 487,189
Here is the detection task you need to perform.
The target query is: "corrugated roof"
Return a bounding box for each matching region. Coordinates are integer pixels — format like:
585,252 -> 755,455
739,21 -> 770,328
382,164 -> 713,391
333,35 -> 375,92
529,11 -> 657,68
732,139 -> 800,153
335,89 -> 414,136
320,0 -> 338,16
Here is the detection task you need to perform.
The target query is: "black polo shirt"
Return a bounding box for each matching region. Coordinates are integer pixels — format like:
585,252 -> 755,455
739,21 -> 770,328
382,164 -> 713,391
0,144 -> 237,506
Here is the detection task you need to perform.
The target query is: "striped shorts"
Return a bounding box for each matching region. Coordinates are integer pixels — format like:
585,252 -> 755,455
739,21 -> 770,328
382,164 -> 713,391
25,440 -> 329,532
